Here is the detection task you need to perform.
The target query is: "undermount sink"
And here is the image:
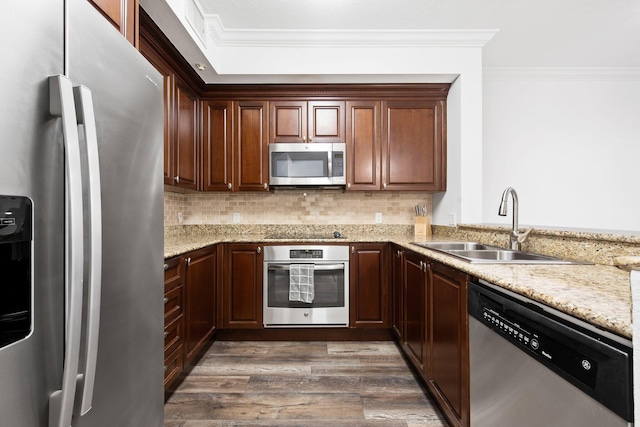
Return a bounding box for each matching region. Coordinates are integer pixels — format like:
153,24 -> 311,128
411,241 -> 589,265
413,241 -> 500,251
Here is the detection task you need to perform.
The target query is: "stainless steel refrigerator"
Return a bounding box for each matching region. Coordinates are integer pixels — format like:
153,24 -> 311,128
0,1 -> 164,426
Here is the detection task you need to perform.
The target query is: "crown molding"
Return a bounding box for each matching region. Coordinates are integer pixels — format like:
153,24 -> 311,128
483,67 -> 640,81
205,14 -> 498,48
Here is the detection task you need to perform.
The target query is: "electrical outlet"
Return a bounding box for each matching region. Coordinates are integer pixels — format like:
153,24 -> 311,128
375,212 -> 382,223
448,212 -> 457,226
232,212 -> 241,223
177,212 -> 183,224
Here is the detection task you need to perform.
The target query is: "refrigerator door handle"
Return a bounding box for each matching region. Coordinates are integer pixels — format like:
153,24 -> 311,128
48,75 -> 85,427
73,85 -> 102,417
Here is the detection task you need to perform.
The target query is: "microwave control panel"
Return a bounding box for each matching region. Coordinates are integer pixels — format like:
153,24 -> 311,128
332,152 -> 344,177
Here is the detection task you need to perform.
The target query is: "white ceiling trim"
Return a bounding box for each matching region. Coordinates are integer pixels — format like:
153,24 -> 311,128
484,67 -> 640,81
205,14 -> 498,48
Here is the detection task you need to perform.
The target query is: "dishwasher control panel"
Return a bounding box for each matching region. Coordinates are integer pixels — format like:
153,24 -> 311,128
476,294 -> 598,390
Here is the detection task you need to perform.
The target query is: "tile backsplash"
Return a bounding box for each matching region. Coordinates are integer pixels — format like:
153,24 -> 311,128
164,189 -> 432,226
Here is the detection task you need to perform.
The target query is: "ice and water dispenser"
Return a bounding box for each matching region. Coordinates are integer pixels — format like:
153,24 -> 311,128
0,195 -> 32,348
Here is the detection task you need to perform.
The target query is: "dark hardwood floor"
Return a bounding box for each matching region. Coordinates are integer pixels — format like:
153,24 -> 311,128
165,341 -> 448,427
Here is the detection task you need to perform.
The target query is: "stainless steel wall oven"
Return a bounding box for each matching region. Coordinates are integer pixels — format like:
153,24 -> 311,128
263,245 -> 349,327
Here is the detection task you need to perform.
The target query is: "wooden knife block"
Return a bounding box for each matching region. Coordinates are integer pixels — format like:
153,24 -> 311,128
414,216 -> 432,239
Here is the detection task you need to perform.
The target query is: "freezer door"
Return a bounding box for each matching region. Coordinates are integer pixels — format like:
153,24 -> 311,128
67,1 -> 165,426
0,1 -> 65,427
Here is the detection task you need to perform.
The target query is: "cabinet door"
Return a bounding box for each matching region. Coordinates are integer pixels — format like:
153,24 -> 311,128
390,245 -> 404,340
308,101 -> 345,143
184,246 -> 216,363
202,100 -> 234,191
236,102 -> 269,191
174,78 -> 198,190
223,244 -> 263,328
428,261 -> 469,427
88,0 -> 138,46
346,100 -> 381,191
403,251 -> 428,375
139,39 -> 174,186
349,243 -> 389,328
382,100 -> 446,191
270,101 -> 307,143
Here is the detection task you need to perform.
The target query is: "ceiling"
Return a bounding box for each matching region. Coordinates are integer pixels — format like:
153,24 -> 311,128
142,0 -> 640,83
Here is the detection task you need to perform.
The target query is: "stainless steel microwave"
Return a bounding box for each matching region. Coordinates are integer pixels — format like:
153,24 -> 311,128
268,142 -> 346,187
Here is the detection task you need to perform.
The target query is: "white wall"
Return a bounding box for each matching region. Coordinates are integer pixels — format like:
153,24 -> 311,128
482,69 -> 640,232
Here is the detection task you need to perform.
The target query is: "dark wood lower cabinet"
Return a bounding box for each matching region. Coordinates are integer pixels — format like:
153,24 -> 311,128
222,243 -> 263,328
390,244 -> 404,341
427,261 -> 470,427
350,243 -> 389,328
402,251 -> 428,375
184,246 -> 217,363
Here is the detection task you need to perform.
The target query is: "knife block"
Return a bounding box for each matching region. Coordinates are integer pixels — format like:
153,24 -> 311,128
414,216 -> 432,239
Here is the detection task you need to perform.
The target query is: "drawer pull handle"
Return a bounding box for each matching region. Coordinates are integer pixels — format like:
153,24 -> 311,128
164,331 -> 169,338
163,298 -> 168,304
163,263 -> 169,271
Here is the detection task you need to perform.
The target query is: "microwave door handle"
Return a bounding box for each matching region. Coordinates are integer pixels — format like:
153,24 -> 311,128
267,264 -> 345,271
327,151 -> 333,180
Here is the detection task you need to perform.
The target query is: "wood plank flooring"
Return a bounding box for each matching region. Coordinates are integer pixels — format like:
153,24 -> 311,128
165,341 -> 448,427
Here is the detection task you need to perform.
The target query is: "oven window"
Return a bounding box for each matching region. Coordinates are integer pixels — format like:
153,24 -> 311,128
267,264 -> 345,308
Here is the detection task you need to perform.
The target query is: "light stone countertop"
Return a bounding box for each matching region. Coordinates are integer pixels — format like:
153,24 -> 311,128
164,229 -> 633,340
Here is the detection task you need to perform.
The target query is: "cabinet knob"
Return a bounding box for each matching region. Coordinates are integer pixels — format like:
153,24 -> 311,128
263,182 -> 268,190
164,330 -> 169,338
163,263 -> 168,271
227,182 -> 232,190
308,137 -> 312,142
419,261 -> 423,269
163,297 -> 168,304
303,136 -> 306,143
351,246 -> 355,254
257,247 -> 261,254
347,183 -> 351,190
382,182 -> 387,190
174,176 -> 180,184
187,257 -> 192,266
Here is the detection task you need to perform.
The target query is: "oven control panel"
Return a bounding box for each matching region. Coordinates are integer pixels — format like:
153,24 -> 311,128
290,249 -> 323,259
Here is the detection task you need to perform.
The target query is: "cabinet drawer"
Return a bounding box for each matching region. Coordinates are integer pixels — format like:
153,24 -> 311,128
164,314 -> 183,356
164,256 -> 184,293
164,285 -> 183,323
164,344 -> 184,389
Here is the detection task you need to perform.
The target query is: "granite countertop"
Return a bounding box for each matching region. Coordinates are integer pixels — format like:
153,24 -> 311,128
164,230 -> 633,340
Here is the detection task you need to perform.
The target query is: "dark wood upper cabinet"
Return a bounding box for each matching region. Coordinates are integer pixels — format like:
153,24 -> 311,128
202,100 -> 234,191
173,78 -> 199,190
235,102 -> 269,191
382,100 -> 446,191
346,100 -> 381,191
89,0 -> 138,46
270,100 -> 345,143
349,243 -> 389,328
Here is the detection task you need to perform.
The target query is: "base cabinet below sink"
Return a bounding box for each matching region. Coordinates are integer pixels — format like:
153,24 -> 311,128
398,248 -> 470,427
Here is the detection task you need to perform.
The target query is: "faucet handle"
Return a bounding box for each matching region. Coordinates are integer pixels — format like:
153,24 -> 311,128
517,227 -> 534,243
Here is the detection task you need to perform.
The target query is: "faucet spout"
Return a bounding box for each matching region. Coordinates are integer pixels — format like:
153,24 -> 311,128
498,187 -> 530,250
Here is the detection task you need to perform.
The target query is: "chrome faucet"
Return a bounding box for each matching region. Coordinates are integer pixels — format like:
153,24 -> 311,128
498,187 -> 532,251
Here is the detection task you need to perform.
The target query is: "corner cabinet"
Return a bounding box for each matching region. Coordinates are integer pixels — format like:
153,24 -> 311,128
270,100 -> 345,143
222,244 -> 264,328
349,243 -> 389,328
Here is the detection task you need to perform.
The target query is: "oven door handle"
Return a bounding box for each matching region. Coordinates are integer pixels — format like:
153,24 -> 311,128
267,263 -> 345,271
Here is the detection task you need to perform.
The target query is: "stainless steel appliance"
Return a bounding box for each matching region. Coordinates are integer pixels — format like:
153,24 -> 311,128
263,245 -> 349,327
469,280 -> 633,427
0,1 -> 164,426
268,142 -> 346,187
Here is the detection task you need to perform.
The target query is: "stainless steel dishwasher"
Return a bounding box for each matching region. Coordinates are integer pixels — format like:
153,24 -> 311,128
469,280 -> 633,427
